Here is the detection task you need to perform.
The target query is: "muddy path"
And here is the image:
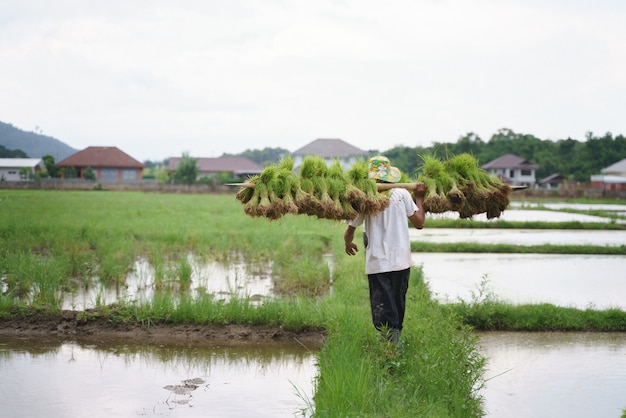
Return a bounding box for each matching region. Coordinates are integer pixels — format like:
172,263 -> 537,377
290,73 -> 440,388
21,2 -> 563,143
0,310 -> 326,348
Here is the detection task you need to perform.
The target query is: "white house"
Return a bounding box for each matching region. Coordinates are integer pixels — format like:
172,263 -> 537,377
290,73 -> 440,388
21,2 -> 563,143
481,154 -> 539,187
0,158 -> 43,182
292,138 -> 369,170
590,157 -> 626,192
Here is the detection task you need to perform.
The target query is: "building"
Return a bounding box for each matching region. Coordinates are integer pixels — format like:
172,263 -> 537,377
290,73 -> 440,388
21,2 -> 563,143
481,154 -> 539,187
167,156 -> 263,180
590,157 -> 626,192
538,173 -> 566,190
0,158 -> 43,181
57,146 -> 144,182
291,138 -> 369,169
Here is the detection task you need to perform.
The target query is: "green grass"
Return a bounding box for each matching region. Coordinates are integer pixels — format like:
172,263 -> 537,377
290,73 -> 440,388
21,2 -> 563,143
2,189 -> 625,417
442,278 -> 626,331
0,190 -> 485,416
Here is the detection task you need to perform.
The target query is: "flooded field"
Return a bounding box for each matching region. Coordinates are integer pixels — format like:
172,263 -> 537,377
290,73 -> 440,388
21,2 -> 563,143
427,207 -> 626,223
2,201 -> 625,416
479,332 -> 626,418
0,336 -> 317,418
415,253 -> 626,309
61,256 -> 276,311
2,331 -> 624,418
411,227 -> 625,246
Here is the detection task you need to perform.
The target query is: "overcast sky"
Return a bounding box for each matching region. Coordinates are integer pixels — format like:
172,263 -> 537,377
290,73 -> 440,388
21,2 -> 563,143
1,0 -> 625,161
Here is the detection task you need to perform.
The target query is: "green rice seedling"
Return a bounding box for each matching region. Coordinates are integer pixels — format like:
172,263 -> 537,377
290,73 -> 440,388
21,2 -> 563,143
326,159 -> 353,220
236,174 -> 259,204
418,154 -> 453,213
415,152 -> 512,219
299,156 -> 326,217
344,160 -> 368,211
276,168 -> 299,216
345,159 -> 390,215
2,253 -> 33,300
176,255 -> 193,291
273,254 -> 331,297
256,171 -> 274,217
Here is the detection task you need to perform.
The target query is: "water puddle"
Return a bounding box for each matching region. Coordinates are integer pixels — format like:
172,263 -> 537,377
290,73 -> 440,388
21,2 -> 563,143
62,255 -> 276,311
426,208 -> 624,223
510,201 -> 626,213
411,228 -> 625,246
0,336 -> 317,418
2,332 -> 624,417
478,331 -> 626,418
414,253 -> 626,310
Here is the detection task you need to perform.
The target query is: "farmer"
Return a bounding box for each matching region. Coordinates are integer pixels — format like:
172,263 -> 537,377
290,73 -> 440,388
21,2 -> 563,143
343,156 -> 425,344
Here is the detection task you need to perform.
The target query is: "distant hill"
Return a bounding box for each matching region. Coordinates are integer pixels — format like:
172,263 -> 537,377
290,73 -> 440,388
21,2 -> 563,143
0,121 -> 78,161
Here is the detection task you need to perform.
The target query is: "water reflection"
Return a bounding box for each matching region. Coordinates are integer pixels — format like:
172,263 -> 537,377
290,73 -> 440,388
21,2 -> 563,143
0,336 -> 317,418
62,256 -> 275,311
478,332 -> 626,418
414,253 -> 626,310
510,201 -> 626,213
411,228 -> 626,246
426,208 -> 624,223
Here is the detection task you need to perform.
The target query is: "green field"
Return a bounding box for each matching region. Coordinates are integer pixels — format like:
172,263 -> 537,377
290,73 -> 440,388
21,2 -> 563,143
2,189 -> 625,417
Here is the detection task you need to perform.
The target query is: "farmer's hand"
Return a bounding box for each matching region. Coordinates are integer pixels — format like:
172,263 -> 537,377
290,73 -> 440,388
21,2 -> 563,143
344,225 -> 358,256
413,182 -> 426,201
345,242 -> 358,256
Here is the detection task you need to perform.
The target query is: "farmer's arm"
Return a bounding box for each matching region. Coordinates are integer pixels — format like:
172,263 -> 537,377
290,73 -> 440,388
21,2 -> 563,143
344,225 -> 358,255
409,186 -> 426,230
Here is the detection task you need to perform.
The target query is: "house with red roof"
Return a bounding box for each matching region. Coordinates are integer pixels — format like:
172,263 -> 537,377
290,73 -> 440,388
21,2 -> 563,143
57,146 -> 144,182
481,153 -> 539,187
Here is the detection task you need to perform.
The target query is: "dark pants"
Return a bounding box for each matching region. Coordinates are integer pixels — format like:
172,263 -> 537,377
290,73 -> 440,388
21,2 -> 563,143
367,268 -> 410,332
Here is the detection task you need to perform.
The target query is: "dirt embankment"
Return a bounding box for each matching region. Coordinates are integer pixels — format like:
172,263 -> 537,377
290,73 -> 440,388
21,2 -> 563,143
0,310 -> 326,348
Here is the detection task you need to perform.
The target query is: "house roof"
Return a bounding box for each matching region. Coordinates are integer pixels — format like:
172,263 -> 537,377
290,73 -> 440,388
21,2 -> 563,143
481,153 -> 539,170
539,173 -> 565,183
601,158 -> 626,175
168,156 -> 263,174
57,146 -> 144,168
292,138 -> 368,158
0,158 -> 43,168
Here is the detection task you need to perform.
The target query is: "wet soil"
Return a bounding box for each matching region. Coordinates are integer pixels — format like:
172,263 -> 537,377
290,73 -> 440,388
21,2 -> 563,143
0,310 -> 326,348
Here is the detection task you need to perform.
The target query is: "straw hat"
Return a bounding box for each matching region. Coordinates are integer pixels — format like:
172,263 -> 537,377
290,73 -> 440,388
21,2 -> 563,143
368,156 -> 401,183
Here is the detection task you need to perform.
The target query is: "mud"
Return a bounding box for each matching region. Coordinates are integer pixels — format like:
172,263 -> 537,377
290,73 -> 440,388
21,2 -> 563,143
0,310 -> 327,348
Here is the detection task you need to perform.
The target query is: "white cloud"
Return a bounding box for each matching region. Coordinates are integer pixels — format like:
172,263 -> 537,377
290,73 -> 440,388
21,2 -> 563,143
1,0 -> 625,160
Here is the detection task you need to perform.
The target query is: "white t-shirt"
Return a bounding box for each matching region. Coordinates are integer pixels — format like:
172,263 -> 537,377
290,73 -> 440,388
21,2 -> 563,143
347,188 -> 419,275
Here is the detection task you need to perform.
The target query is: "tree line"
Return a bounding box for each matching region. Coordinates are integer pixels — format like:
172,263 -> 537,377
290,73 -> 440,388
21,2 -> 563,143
224,128 -> 626,183
385,128 -> 626,183
4,128 -> 626,184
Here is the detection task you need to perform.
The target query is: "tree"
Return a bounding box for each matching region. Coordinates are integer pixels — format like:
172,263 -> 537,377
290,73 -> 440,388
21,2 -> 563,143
0,145 -> 28,158
83,167 -> 96,180
42,154 -> 60,178
225,147 -> 289,166
19,167 -> 33,181
173,153 -> 198,185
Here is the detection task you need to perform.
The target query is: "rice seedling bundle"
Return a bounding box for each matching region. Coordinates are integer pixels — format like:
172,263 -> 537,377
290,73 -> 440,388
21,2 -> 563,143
417,153 -> 512,219
235,156 -> 392,221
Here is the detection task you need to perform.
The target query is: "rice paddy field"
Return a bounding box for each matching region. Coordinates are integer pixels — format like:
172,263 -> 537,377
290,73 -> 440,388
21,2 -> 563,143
1,189 -> 625,417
